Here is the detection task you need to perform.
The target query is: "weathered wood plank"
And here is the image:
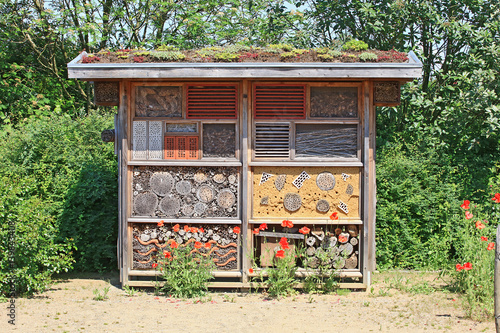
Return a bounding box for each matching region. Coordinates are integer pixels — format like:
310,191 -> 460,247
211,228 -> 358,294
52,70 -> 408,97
257,231 -> 305,239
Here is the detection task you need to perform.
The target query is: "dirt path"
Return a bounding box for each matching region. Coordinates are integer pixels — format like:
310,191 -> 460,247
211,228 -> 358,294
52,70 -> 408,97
1,272 -> 494,332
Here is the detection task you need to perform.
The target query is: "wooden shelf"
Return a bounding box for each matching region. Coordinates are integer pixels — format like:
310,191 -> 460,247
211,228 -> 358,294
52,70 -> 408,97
129,270 -> 242,278
249,219 -> 363,225
128,218 -> 242,224
128,160 -> 242,166
249,161 -> 363,167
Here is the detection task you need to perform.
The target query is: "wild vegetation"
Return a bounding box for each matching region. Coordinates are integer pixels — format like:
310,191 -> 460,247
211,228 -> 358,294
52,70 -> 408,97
0,0 -> 499,318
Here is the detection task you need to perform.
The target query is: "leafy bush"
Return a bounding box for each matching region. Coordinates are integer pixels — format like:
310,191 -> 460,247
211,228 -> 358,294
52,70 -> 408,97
0,177 -> 75,296
376,140 -> 459,269
0,111 -> 118,296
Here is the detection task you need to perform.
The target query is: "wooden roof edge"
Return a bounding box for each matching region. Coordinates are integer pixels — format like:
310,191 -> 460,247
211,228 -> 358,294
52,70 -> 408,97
68,51 -> 422,80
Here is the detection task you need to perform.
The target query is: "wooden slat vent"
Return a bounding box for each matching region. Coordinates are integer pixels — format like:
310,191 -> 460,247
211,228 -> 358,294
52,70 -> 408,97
186,84 -> 238,119
254,85 -> 306,119
254,123 -> 290,158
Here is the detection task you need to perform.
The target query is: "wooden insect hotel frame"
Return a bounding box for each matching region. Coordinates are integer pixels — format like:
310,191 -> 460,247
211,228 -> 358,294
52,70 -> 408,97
68,52 -> 422,289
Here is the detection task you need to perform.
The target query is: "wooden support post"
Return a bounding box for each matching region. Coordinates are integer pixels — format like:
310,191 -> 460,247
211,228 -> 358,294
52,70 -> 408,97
241,79 -> 249,284
118,81 -> 129,287
495,224 -> 500,333
362,81 -> 371,288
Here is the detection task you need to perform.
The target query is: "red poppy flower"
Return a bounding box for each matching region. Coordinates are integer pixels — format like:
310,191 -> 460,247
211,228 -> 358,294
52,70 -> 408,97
233,226 -> 241,234
455,264 -> 463,272
170,240 -> 178,249
330,212 -> 339,220
475,221 -> 485,229
465,211 -> 473,220
276,250 -> 285,258
338,235 -> 348,243
253,228 -> 260,235
259,223 -> 268,231
463,262 -> 472,271
481,236 -> 488,241
248,268 -> 254,274
152,263 -> 158,268
299,226 -> 310,235
492,193 -> 500,203
199,227 -> 204,233
204,242 -> 211,249
164,251 -> 172,259
173,224 -> 180,232
281,220 -> 293,228
191,227 -> 198,233
194,241 -> 202,249
460,200 -> 470,210
157,220 -> 164,227
279,237 -> 290,250
487,243 -> 495,251
184,225 -> 189,232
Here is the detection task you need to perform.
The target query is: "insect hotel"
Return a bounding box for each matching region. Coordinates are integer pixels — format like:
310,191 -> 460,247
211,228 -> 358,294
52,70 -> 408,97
68,48 -> 422,289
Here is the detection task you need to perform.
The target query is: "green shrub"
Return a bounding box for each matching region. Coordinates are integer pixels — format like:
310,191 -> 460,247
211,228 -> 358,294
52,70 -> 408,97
0,177 -> 75,296
342,39 -> 368,51
0,111 -> 118,295
376,140 -> 459,269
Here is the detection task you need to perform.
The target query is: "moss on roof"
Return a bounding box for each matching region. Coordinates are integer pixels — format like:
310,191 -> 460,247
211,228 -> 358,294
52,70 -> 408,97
80,43 -> 409,64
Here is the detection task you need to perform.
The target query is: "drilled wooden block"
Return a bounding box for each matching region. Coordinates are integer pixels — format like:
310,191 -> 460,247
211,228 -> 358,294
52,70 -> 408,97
135,86 -> 182,117
374,81 -> 401,106
159,195 -> 181,216
175,180 -> 192,195
217,189 -> 236,209
283,193 -> 302,212
213,174 -> 225,184
197,185 -> 215,203
150,172 -> 174,196
316,199 -> 330,212
316,172 -> 336,191
94,81 -> 119,105
133,192 -> 158,216
133,166 -> 239,218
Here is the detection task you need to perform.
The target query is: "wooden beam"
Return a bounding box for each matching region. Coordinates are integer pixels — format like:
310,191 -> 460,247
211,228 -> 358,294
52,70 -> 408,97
362,81 -> 371,288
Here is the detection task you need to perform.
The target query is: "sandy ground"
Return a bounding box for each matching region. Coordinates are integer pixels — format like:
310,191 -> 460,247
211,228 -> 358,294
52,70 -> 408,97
1,272 -> 494,333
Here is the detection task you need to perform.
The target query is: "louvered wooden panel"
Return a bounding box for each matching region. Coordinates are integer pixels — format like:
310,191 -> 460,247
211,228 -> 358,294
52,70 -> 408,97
186,84 -> 238,119
254,123 -> 290,158
164,136 -> 176,159
163,136 -> 199,159
254,85 -> 306,119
